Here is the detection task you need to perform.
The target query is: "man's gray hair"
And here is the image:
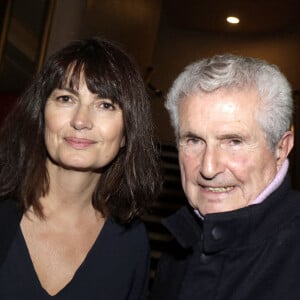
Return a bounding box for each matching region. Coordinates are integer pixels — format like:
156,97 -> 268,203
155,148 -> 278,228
165,54 -> 293,151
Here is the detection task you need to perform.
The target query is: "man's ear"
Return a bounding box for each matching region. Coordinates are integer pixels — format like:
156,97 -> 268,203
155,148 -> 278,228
275,131 -> 294,169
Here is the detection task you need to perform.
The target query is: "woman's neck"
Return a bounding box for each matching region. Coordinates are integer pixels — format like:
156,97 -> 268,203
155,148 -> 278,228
38,160 -> 102,220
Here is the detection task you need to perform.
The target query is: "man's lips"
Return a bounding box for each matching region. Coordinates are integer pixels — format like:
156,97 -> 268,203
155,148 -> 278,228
200,185 -> 235,193
64,137 -> 97,149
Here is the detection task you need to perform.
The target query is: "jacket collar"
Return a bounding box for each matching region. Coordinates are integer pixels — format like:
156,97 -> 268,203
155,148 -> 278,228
162,205 -> 202,249
163,176 -> 298,254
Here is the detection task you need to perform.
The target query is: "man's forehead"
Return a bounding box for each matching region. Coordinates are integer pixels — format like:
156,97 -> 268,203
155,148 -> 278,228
179,87 -> 260,113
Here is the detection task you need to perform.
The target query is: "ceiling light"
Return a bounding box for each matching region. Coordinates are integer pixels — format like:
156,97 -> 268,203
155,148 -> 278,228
226,16 -> 240,24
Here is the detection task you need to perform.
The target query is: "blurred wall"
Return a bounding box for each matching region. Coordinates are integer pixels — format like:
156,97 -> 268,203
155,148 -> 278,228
47,0 -> 87,57
150,14 -> 300,144
81,0 -> 161,73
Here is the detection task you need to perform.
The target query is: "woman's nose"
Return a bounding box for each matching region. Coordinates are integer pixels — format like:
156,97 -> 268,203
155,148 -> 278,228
70,105 -> 93,130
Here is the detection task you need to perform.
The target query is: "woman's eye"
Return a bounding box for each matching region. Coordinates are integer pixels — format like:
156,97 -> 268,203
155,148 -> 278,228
57,95 -> 72,103
100,102 -> 115,110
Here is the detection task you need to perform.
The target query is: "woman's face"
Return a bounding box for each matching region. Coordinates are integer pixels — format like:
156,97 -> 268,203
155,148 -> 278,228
44,78 -> 125,172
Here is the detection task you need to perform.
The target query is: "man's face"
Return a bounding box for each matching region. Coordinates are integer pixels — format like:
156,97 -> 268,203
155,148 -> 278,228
178,88 -> 291,215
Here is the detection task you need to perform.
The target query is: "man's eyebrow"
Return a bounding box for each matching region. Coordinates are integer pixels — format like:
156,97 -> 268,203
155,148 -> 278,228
216,133 -> 244,140
179,131 -> 200,139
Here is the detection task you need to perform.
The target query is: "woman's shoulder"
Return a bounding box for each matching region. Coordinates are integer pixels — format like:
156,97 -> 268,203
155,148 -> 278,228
108,217 -> 147,236
0,198 -> 20,219
105,218 -> 149,249
0,198 -> 21,232
0,199 -> 22,265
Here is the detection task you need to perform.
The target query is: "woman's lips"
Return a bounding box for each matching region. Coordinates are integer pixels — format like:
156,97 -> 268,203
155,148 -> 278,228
64,137 -> 97,149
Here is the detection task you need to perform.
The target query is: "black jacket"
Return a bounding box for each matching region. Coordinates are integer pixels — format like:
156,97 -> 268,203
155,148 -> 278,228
151,177 -> 300,299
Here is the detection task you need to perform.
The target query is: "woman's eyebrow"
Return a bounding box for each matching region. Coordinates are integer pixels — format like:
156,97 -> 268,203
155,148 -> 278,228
57,87 -> 79,96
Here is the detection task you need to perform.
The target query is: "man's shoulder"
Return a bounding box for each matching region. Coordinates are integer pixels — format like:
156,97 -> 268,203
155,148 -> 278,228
286,189 -> 300,226
287,188 -> 300,201
163,205 -> 199,228
162,205 -> 202,249
284,188 -> 300,215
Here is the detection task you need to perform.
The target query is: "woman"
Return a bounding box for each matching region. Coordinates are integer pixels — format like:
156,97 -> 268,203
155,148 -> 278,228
0,37 -> 160,299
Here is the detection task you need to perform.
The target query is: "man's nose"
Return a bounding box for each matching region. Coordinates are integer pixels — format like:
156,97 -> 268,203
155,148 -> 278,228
199,145 -> 224,180
70,105 -> 93,130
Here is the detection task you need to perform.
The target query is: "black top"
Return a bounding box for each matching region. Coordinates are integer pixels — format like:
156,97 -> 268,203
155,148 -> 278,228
0,201 -> 150,300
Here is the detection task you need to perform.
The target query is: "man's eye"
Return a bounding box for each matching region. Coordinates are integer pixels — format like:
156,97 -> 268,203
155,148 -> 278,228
230,139 -> 242,145
179,137 -> 203,149
187,137 -> 200,144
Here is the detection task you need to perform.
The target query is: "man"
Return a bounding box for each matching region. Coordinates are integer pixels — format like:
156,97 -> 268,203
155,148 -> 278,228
151,54 -> 300,299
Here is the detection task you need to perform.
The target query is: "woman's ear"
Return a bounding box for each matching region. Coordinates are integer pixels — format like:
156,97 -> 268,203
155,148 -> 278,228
275,131 -> 294,169
120,136 -> 126,148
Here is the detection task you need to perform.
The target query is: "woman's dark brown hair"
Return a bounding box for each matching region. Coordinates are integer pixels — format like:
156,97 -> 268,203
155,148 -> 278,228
0,37 -> 161,223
